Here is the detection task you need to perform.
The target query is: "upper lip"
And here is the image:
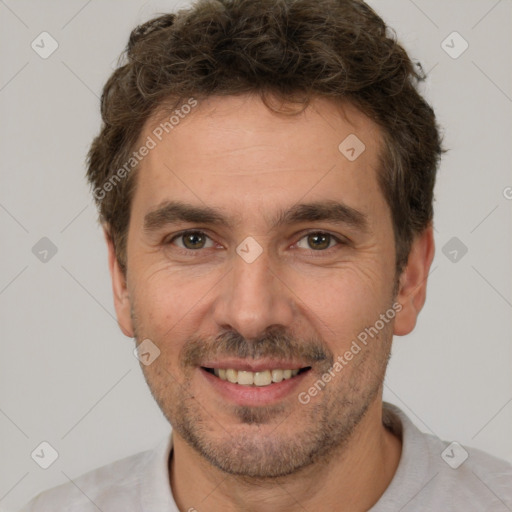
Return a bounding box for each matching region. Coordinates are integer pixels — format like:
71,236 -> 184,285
200,358 -> 311,372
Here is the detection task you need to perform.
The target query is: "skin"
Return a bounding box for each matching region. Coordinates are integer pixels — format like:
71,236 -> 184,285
105,94 -> 434,511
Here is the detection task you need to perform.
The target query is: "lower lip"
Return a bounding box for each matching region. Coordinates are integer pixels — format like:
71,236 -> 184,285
200,367 -> 310,407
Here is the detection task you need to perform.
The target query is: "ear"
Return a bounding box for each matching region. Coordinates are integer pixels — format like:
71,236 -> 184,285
393,224 -> 435,336
104,227 -> 134,338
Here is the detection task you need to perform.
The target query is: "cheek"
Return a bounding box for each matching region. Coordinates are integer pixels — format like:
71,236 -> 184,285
130,262 -> 221,340
284,261 -> 392,343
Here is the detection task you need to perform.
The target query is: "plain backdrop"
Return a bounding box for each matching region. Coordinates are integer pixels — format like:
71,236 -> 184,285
1,1 -> 511,510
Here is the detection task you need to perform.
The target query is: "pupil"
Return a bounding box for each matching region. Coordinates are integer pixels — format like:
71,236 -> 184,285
309,233 -> 329,250
185,232 -> 204,249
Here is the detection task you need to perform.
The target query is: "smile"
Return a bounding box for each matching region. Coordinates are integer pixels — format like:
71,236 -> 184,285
202,367 -> 310,386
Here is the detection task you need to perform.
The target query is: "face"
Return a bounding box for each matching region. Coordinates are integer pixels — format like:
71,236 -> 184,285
108,94 -> 431,478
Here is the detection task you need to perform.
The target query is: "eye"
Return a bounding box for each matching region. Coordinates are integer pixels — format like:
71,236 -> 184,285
296,232 -> 341,251
169,231 -> 215,250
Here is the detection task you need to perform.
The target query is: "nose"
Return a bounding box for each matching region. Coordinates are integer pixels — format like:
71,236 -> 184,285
212,244 -> 295,340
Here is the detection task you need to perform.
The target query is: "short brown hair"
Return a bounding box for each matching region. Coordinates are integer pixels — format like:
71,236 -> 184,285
86,0 -> 443,275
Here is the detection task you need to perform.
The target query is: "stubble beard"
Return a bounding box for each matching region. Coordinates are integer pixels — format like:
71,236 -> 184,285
132,309 -> 393,479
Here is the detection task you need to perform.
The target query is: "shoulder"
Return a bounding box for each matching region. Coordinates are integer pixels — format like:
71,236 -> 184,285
379,402 -> 512,511
19,448 -> 155,512
423,430 -> 512,509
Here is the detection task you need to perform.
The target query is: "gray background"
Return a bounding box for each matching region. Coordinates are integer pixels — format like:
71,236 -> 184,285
1,0 -> 511,510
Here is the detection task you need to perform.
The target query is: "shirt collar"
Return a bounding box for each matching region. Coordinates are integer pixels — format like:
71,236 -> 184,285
140,403 -> 429,511
140,430 -> 179,511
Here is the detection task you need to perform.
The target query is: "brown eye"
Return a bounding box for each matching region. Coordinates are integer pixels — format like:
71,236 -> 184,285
172,231 -> 214,250
307,233 -> 330,250
296,232 -> 338,251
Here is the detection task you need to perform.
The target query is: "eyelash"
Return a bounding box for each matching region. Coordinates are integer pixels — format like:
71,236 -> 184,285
165,229 -> 347,255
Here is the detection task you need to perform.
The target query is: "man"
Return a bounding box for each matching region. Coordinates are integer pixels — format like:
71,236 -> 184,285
21,0 -> 512,510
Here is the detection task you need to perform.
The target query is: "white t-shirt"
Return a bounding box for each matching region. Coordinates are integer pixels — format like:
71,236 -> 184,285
20,403 -> 512,511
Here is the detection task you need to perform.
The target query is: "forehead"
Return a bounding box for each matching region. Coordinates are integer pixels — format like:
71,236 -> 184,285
145,94 -> 381,166
130,94 -> 387,228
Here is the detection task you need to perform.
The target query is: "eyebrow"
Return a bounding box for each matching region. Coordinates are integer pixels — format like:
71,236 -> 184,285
143,200 -> 369,234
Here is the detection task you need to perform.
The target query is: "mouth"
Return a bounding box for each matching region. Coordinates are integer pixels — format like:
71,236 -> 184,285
199,362 -> 313,407
202,366 -> 311,386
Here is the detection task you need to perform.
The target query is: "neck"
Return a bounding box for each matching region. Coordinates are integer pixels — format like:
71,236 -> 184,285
170,399 -> 402,512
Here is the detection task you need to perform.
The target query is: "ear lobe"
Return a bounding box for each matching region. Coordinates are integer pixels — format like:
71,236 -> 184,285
104,227 -> 134,338
393,225 -> 435,336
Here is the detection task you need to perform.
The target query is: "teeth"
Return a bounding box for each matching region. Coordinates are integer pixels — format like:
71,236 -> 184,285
271,369 -> 284,383
226,369 -> 238,383
237,371 -> 254,386
211,368 -> 301,386
254,370 -> 271,386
